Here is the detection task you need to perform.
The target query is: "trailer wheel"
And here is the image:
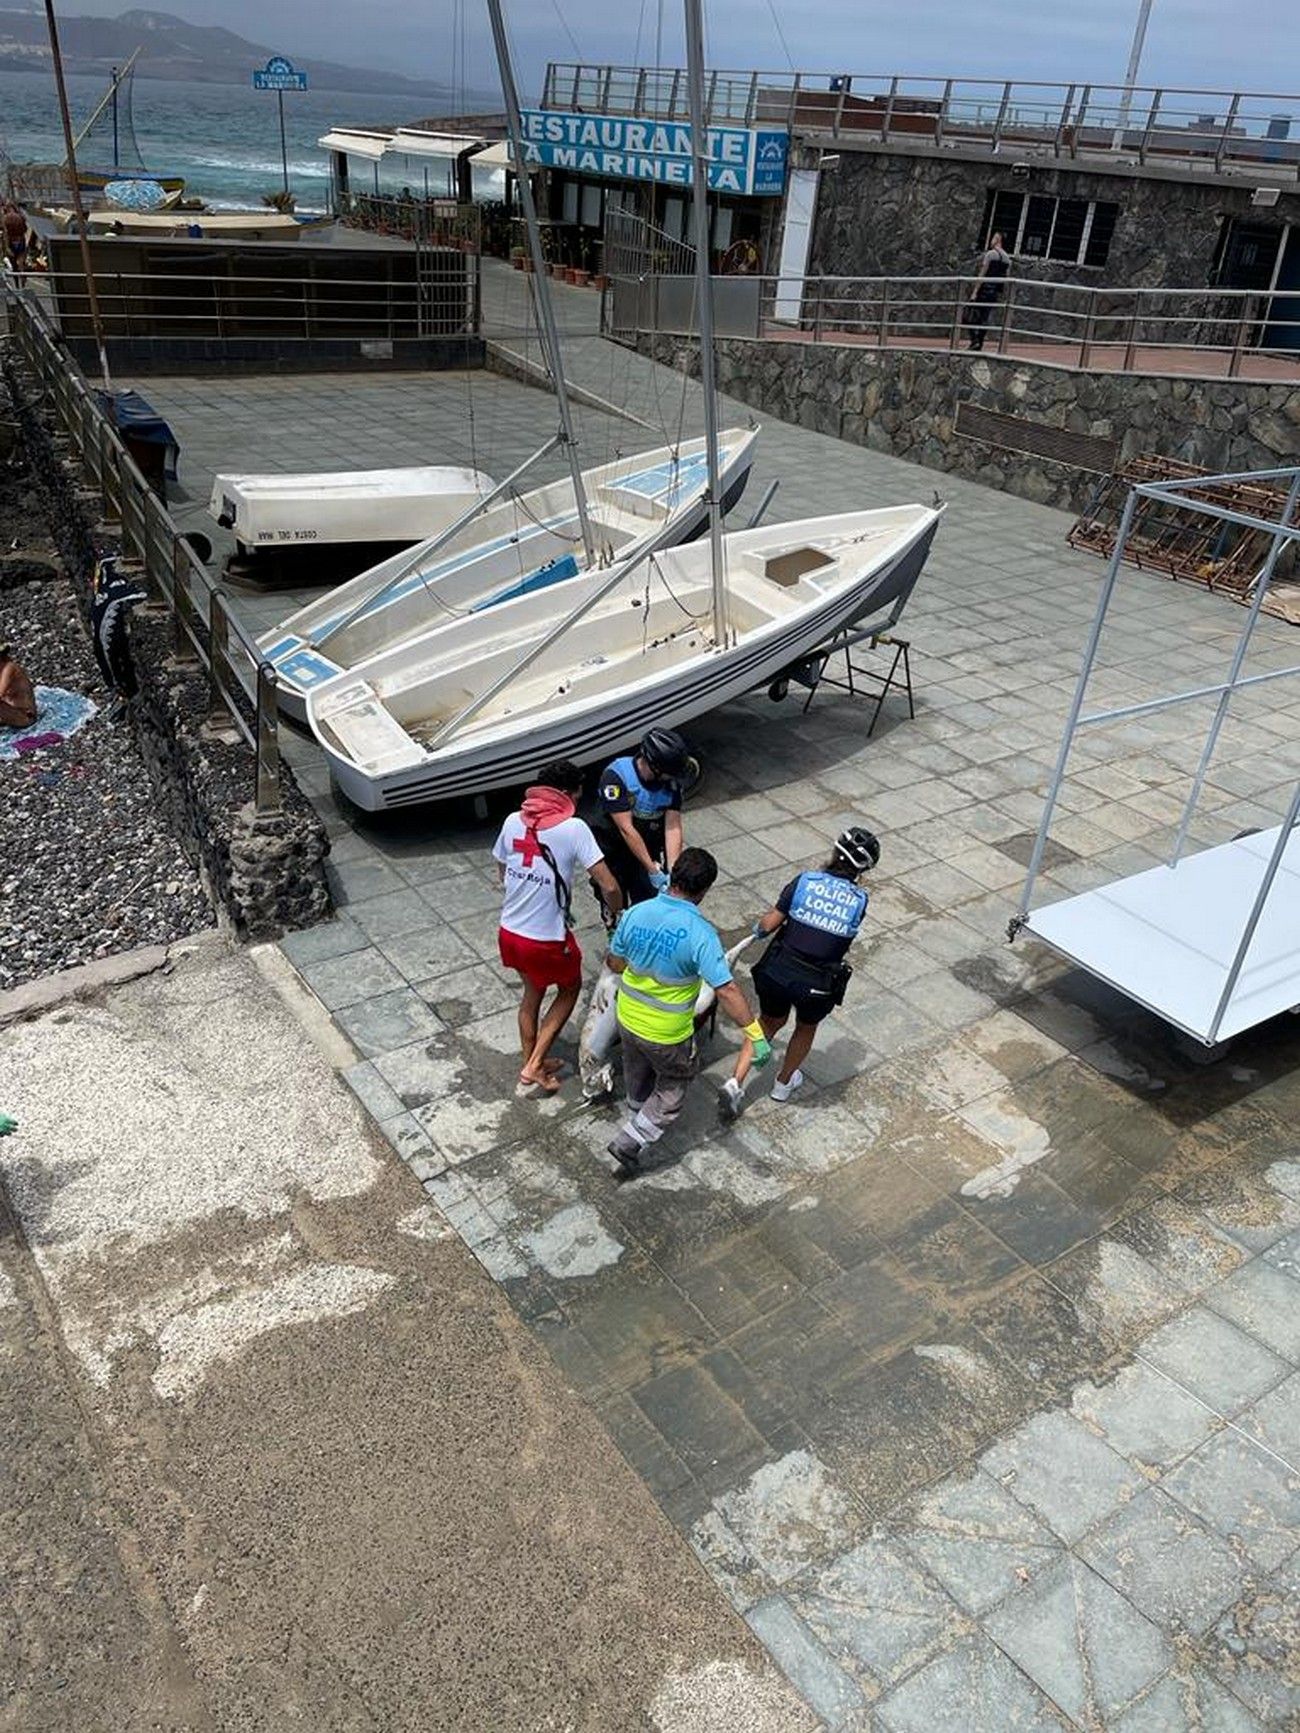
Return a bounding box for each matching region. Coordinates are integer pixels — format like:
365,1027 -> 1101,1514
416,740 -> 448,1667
182,530 -> 213,565
768,676 -> 790,702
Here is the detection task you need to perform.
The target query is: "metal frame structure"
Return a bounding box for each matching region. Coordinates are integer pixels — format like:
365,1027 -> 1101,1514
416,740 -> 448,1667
1012,464 -> 1300,1046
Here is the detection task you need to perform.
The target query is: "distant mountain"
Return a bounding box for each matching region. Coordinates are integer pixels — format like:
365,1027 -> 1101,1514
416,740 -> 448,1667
0,6 -> 468,99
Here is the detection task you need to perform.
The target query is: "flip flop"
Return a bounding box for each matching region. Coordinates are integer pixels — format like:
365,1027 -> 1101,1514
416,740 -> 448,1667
518,1069 -> 562,1096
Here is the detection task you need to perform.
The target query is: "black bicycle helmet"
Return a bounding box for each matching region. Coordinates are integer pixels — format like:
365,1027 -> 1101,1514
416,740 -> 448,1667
834,826 -> 881,874
639,727 -> 691,781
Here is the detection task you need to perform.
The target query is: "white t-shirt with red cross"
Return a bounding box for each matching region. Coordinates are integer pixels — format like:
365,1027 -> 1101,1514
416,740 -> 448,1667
492,813 -> 605,943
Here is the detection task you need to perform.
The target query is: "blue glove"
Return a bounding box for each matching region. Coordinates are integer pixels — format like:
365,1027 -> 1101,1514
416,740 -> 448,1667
649,870 -> 670,891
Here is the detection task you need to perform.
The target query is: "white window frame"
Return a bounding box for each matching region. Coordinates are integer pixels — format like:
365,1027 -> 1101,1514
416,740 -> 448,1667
991,193 -> 1113,267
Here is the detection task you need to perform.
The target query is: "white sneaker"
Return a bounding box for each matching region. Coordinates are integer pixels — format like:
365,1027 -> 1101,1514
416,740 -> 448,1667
718,1077 -> 745,1120
770,1069 -> 804,1103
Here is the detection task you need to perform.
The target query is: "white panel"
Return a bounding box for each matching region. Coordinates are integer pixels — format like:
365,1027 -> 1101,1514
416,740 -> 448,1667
1025,827 -> 1300,1043
774,167 -> 818,323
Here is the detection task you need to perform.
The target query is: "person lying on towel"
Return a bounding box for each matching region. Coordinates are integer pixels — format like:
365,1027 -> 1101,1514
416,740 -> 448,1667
0,646 -> 37,730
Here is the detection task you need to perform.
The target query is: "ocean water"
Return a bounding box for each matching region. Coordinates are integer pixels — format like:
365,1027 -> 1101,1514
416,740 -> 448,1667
0,68 -> 451,210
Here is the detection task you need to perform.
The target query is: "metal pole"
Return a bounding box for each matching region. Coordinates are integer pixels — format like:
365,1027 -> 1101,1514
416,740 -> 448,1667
1170,471 -> 1300,864
43,0 -> 112,392
1115,0 -> 1154,144
1207,779 -> 1300,1044
278,90 -> 290,199
683,0 -> 729,650
1016,487 -> 1138,921
485,0 -> 597,570
111,63 -> 119,165
313,431 -> 564,650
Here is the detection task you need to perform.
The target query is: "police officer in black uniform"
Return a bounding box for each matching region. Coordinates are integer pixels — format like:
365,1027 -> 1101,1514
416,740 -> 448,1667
593,727 -> 692,912
719,825 -> 880,1117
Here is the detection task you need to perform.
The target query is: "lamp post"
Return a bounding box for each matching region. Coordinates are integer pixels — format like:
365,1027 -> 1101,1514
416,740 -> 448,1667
1115,0 -> 1155,146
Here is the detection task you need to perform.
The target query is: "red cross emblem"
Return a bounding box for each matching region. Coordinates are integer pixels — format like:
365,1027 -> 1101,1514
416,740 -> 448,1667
512,830 -> 544,867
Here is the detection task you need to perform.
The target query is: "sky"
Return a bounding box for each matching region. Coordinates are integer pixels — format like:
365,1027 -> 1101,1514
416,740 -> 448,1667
55,0 -> 1295,103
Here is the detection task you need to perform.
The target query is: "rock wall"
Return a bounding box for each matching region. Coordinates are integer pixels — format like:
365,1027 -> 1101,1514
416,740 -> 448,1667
637,332 -> 1300,512
4,354 -> 332,942
809,149 -> 1300,290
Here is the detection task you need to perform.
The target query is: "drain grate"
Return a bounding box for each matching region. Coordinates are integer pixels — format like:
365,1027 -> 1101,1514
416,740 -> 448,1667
955,401 -> 1118,474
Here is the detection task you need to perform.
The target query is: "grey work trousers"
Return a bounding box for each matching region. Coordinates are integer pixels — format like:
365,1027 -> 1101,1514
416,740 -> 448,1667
617,1026 -> 699,1150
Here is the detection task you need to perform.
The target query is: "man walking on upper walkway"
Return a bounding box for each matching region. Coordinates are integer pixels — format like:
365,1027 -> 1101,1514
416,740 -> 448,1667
605,846 -> 770,1175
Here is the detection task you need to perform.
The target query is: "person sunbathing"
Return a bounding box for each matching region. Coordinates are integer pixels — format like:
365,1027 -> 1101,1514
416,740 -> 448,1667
0,646 -> 37,729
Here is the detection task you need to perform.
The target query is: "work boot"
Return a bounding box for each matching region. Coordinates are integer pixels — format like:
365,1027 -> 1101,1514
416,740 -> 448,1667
718,1077 -> 745,1120
606,1133 -> 641,1177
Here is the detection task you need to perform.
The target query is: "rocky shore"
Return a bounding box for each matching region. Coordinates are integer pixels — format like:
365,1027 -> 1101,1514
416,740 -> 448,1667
0,435 -> 213,993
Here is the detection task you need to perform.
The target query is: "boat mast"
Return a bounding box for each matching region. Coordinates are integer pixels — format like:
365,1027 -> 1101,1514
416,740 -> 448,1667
683,0 -> 729,649
44,0 -> 111,392
484,0 -> 597,571
69,48 -> 141,158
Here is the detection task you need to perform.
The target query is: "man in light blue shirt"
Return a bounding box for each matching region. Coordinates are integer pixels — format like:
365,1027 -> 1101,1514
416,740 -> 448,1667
606,847 -> 769,1174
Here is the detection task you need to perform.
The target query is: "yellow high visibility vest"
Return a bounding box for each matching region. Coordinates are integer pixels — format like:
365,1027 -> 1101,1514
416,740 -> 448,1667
615,966 -> 697,1044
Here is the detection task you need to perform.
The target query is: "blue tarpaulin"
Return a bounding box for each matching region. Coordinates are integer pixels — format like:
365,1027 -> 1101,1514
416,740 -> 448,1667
94,389 -> 180,481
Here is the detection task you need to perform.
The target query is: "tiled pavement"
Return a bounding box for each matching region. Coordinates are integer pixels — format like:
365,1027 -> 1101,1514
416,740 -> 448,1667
130,271 -> 1300,1729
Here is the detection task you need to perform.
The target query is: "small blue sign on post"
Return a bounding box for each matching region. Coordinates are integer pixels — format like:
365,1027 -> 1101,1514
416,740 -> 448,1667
253,57 -> 308,199
253,55 -> 308,92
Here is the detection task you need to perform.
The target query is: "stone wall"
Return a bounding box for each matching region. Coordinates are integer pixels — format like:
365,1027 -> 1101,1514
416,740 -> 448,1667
4,354 -> 332,941
808,148 -> 1300,290
636,331 -> 1300,513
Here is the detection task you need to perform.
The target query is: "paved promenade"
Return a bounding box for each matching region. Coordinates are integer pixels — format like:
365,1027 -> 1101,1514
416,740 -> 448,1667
115,271 -> 1300,1729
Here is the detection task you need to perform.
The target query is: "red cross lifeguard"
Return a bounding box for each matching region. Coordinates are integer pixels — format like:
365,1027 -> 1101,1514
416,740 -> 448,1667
512,830 -> 544,866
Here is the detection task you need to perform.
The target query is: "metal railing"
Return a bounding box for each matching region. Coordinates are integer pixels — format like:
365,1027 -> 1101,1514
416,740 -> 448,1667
41,260 -> 477,345
626,270 -> 1300,380
542,64 -> 1300,179
4,287 -> 282,813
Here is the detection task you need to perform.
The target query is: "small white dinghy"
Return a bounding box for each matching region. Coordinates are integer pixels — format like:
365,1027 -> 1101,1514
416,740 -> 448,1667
308,502 -> 941,812
258,430 -> 757,722
209,464 -> 496,551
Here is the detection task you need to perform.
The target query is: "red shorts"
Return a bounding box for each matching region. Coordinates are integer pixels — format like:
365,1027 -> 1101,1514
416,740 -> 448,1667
498,927 -> 583,992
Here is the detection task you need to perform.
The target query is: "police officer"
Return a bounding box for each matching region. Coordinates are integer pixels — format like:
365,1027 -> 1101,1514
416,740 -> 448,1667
594,727 -> 691,909
719,825 -> 880,1117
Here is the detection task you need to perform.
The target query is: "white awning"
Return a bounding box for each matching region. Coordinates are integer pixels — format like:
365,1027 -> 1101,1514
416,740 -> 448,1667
318,129 -> 390,161
388,129 -> 485,160
471,139 -> 517,169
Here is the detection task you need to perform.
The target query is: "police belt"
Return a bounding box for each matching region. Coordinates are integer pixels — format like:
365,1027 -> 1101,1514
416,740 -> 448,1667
755,937 -> 850,997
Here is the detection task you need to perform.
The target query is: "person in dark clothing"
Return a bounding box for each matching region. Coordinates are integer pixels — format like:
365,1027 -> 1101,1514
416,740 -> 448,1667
592,727 -> 691,911
965,231 -> 1011,352
3,202 -> 28,284
719,825 -> 880,1116
90,555 -> 148,703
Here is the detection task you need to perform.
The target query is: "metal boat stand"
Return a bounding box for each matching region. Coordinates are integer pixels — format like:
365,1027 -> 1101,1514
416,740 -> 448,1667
771,628 -> 915,736
1012,463 -> 1300,1048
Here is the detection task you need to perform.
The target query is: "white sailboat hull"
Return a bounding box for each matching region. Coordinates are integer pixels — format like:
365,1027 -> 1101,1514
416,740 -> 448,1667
209,464 -> 497,549
258,431 -> 757,724
309,505 -> 941,812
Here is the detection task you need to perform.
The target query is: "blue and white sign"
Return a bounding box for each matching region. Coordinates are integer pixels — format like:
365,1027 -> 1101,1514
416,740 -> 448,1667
253,55 -> 308,92
519,110 -> 787,197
